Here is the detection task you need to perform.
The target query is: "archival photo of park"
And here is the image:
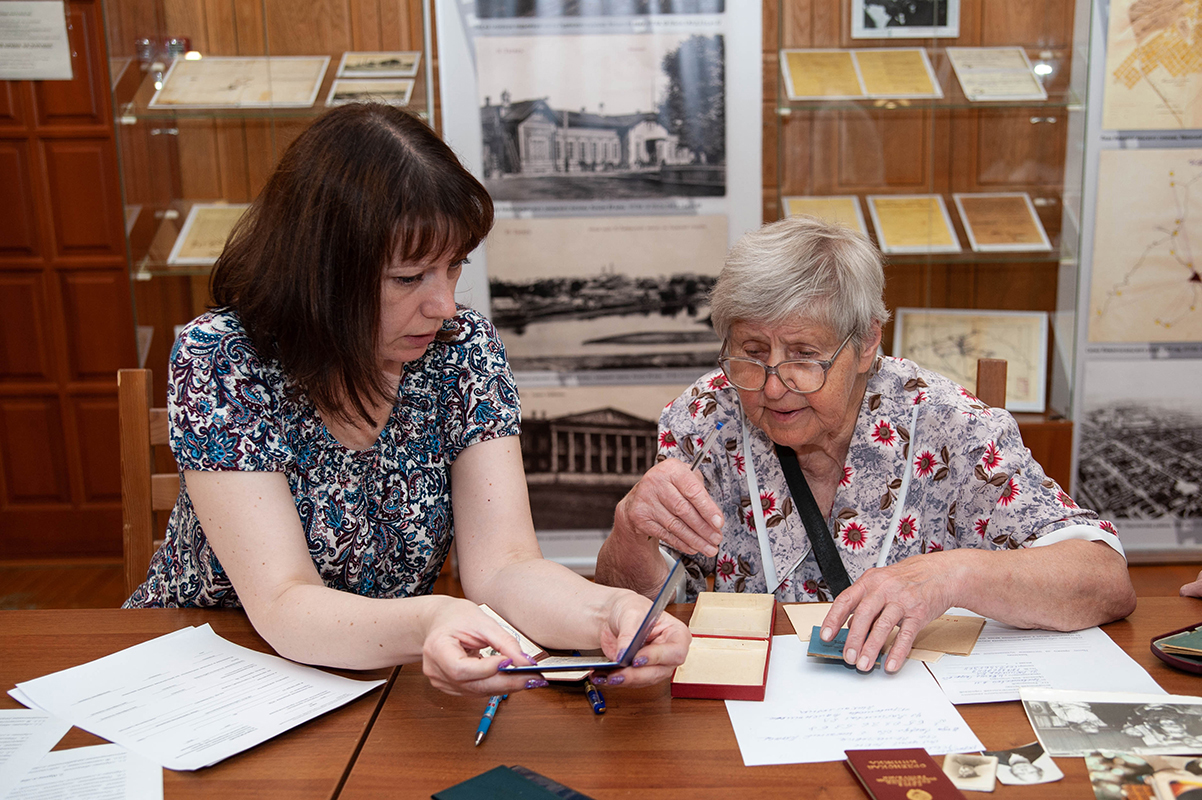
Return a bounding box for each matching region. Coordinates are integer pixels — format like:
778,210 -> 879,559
476,31 -> 725,201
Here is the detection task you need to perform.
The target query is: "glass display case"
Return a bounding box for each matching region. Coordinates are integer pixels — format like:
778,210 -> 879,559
102,0 -> 432,397
768,0 -> 1090,485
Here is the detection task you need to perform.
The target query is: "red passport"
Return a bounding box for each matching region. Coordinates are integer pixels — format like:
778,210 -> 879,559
845,748 -> 966,800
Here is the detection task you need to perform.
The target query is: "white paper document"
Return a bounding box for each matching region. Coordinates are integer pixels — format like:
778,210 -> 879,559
0,710 -> 72,798
927,623 -> 1165,704
12,624 -> 385,771
724,636 -> 983,766
6,743 -> 161,800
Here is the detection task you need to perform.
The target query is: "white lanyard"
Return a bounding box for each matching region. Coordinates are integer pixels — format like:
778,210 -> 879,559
875,397 -> 922,568
741,410 -> 779,593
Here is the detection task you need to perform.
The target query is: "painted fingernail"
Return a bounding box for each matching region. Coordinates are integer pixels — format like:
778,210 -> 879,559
590,675 -> 609,685
525,678 -> 548,689
633,656 -> 649,667
524,654 -> 539,665
608,674 -> 625,685
497,659 -> 513,670
857,656 -> 870,671
820,626 -> 833,641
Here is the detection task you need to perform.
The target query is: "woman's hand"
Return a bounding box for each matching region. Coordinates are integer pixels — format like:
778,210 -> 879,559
1181,570 -> 1202,598
420,596 -> 546,696
818,553 -> 958,674
615,458 -> 723,557
592,592 -> 692,688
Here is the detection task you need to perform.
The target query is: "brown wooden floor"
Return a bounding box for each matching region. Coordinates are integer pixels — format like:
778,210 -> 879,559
0,560 -> 1196,610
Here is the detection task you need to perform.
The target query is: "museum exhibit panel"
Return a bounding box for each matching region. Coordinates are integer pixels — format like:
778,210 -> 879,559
768,0 -> 1088,487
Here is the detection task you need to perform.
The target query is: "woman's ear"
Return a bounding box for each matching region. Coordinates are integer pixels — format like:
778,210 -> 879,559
858,320 -> 883,370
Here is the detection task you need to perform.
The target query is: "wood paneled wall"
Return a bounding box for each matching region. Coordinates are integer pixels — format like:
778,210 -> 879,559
0,0 -> 137,559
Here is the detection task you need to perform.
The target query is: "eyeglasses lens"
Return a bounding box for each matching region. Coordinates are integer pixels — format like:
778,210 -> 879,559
722,360 -> 825,393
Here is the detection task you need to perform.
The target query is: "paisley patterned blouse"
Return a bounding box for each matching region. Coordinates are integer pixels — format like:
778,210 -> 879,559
125,306 -> 520,608
659,356 -> 1120,602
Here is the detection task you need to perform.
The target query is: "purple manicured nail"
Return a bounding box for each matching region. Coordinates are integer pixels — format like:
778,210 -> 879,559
496,658 -> 513,670
608,674 -> 625,686
525,678 -> 549,689
633,656 -> 649,667
590,675 -> 609,685
524,654 -> 539,665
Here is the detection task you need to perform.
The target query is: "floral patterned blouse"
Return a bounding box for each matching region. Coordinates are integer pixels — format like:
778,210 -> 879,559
658,356 -> 1120,602
125,306 -> 520,608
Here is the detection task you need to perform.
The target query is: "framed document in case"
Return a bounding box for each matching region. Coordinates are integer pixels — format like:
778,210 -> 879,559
326,78 -> 414,107
167,204 -> 250,266
148,56 -> 330,109
953,192 -> 1052,253
335,51 -> 420,78
782,195 -> 869,236
866,194 -> 960,254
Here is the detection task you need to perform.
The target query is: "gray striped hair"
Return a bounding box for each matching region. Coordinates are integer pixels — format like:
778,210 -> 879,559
710,215 -> 890,349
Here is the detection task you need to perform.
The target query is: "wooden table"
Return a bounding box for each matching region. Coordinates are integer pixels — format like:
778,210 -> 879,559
338,597 -> 1202,800
0,609 -> 393,800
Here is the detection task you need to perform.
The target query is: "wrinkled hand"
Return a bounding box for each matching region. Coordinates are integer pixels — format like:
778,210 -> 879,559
421,596 -> 541,696
1181,570 -> 1202,598
593,591 -> 692,688
819,554 -> 956,673
616,458 -> 723,557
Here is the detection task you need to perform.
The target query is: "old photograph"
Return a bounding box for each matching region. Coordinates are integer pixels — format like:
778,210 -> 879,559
852,0 -> 960,38
476,32 -> 725,201
486,215 -> 726,371
1077,358 -> 1202,549
1024,691 -> 1202,757
982,742 -> 1064,785
336,51 -> 420,78
325,79 -> 414,107
475,0 -> 724,17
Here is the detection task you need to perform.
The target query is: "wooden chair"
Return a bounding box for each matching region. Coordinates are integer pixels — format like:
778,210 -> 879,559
975,358 -> 1007,409
118,369 -> 178,597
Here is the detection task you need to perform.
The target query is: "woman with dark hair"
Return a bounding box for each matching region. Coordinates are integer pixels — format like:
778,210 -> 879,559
125,104 -> 689,696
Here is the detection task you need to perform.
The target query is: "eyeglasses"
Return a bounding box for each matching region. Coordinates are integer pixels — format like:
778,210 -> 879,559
719,331 -> 854,394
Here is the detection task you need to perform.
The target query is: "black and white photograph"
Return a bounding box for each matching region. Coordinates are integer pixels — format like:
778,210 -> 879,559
1076,358 -> 1202,553
475,0 -> 724,16
1023,691 -> 1202,757
476,32 -> 725,201
486,215 -> 726,371
851,0 -> 960,39
325,79 -> 414,107
941,753 -> 997,792
335,51 -> 420,78
983,742 -> 1064,785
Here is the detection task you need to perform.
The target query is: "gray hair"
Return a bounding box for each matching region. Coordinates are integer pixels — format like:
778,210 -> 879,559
710,215 -> 890,349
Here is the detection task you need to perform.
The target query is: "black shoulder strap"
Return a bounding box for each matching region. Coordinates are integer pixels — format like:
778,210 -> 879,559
774,444 -> 851,598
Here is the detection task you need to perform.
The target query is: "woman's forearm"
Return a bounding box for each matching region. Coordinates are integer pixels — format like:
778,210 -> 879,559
593,497 -> 673,599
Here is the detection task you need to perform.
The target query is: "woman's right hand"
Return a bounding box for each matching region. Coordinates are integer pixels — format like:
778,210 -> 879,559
1181,569 -> 1202,598
420,596 -> 544,696
614,458 -> 724,557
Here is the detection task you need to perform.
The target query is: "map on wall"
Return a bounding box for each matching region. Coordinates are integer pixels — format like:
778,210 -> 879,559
1103,0 -> 1202,130
1088,148 -> 1202,343
892,308 -> 1048,412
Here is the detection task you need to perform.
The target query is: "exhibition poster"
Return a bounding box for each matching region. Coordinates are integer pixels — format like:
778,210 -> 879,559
1103,0 -> 1202,130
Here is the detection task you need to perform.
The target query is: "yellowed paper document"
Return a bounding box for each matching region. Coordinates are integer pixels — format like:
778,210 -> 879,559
1104,0 -> 1202,129
780,49 -> 864,99
167,204 -> 249,266
783,195 -> 868,235
855,48 -> 942,98
867,195 -> 959,253
954,193 -> 1052,252
946,47 -> 1047,101
149,56 -> 330,108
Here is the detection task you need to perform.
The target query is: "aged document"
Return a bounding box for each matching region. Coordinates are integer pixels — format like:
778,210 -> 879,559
866,194 -> 960,253
149,56 -> 330,108
1104,0 -> 1202,129
946,47 -> 1047,102
167,203 -> 249,266
854,48 -> 943,98
780,49 -> 864,99
782,195 -> 868,235
953,192 -> 1052,252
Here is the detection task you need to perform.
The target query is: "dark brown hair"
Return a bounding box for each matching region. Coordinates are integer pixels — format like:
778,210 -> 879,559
211,103 -> 494,425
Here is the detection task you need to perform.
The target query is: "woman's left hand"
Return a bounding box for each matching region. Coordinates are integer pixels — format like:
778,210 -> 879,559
593,593 -> 692,688
818,553 -> 957,673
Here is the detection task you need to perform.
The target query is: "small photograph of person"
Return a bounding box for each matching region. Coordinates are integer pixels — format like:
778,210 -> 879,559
1122,704 -> 1202,751
984,741 -> 1064,785
941,753 -> 997,791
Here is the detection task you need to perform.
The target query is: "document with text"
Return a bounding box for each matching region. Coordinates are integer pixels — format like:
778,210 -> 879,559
724,635 -> 983,766
927,622 -> 1166,704
11,624 -> 385,770
0,709 -> 72,798
6,743 -> 161,800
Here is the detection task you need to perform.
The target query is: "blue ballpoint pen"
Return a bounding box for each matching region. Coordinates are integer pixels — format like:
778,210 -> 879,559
584,681 -> 606,715
475,694 -> 505,746
690,421 -> 724,470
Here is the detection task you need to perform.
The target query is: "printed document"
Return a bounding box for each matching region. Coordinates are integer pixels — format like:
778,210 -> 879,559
0,710 -> 72,798
724,635 -> 983,765
927,622 -> 1166,704
6,743 -> 161,800
12,624 -> 385,770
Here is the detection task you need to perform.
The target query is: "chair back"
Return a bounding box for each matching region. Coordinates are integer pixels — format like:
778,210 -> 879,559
975,358 -> 1008,409
118,369 -> 178,597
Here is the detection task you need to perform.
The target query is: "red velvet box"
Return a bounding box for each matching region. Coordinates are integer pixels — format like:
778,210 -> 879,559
671,593 -> 776,701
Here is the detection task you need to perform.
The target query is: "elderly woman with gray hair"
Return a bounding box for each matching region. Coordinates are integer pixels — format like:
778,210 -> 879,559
595,215 -> 1135,674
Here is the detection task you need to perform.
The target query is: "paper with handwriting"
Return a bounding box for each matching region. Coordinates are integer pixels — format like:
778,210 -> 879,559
724,635 -> 982,765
